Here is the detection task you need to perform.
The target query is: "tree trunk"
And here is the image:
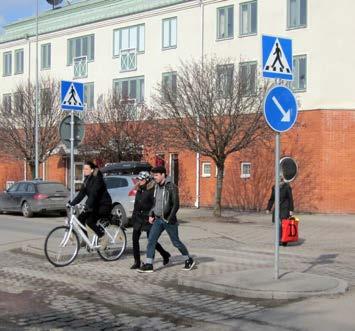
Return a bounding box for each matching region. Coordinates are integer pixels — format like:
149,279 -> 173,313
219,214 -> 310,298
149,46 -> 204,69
214,162 -> 225,217
29,162 -> 35,180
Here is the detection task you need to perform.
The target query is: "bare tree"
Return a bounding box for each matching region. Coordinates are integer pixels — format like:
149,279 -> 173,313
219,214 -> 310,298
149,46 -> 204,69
82,92 -> 154,163
153,57 -> 272,216
0,79 -> 63,178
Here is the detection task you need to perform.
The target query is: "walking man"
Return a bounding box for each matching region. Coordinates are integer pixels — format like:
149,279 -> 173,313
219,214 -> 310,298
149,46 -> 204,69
138,166 -> 195,273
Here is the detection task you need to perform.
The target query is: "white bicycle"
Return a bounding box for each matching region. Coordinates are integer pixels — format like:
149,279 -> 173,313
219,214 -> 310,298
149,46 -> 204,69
44,206 -> 127,267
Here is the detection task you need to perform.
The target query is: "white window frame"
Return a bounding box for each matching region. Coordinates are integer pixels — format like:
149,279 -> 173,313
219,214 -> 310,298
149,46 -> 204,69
287,0 -> 307,29
3,52 -> 12,76
241,162 -> 251,179
239,1 -> 257,36
41,43 -> 51,70
217,5 -> 234,40
113,24 -> 145,57
14,49 -> 24,75
2,93 -> 12,113
292,55 -> 307,92
113,76 -> 145,104
162,71 -> 177,100
217,64 -> 234,98
239,61 -> 257,96
202,162 -> 212,177
162,17 -> 177,49
67,34 -> 95,66
84,82 -> 95,110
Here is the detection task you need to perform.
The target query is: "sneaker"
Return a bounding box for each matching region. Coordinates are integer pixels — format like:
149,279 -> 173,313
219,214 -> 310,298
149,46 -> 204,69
182,258 -> 195,271
162,252 -> 171,266
138,263 -> 154,273
130,261 -> 141,270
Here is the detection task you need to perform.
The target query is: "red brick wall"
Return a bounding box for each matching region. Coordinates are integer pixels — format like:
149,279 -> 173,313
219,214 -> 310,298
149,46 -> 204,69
0,109 -> 354,213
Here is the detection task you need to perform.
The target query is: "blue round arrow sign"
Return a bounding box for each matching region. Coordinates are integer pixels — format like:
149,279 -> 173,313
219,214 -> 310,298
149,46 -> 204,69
263,86 -> 298,132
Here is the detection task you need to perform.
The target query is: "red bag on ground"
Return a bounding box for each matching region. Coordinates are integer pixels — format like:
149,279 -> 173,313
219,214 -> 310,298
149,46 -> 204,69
281,217 -> 299,243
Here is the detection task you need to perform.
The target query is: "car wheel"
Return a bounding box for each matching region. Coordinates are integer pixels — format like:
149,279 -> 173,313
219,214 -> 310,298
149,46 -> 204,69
22,201 -> 34,218
111,204 -> 127,226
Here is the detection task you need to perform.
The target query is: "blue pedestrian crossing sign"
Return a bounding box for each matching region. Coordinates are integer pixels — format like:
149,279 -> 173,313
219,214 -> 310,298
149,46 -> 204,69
264,86 -> 298,132
262,35 -> 293,81
61,80 -> 84,111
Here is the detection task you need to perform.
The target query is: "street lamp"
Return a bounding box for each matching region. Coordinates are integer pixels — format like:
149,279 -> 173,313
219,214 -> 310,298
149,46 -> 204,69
35,0 -> 39,179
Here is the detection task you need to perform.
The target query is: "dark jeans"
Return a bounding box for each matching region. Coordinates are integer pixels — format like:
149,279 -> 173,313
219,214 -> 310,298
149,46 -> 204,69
146,218 -> 189,264
132,228 -> 169,263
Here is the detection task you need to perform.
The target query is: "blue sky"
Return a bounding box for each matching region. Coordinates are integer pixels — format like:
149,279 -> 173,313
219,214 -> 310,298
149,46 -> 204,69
0,0 -> 82,33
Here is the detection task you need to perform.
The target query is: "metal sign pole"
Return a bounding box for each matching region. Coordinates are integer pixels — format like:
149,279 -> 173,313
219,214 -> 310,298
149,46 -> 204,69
274,132 -> 281,280
70,110 -> 75,201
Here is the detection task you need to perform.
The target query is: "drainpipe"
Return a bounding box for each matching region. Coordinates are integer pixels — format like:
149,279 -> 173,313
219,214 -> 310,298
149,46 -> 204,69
195,0 -> 204,208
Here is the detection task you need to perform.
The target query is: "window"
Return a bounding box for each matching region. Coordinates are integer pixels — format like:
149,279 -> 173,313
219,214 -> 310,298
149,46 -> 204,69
104,177 -> 129,189
217,6 -> 234,39
3,52 -> 12,76
287,0 -> 307,29
240,1 -> 257,36
162,17 -> 177,49
241,162 -> 251,178
162,72 -> 177,101
41,43 -> 51,70
13,92 -> 24,113
84,83 -> 95,110
292,55 -> 307,91
2,94 -> 12,113
14,49 -> 24,74
67,34 -> 95,65
26,184 -> 35,193
17,183 -> 28,192
217,64 -> 234,97
113,24 -> 145,56
202,162 -> 211,177
239,61 -> 257,95
40,88 -> 51,115
7,183 -> 19,193
113,76 -> 144,103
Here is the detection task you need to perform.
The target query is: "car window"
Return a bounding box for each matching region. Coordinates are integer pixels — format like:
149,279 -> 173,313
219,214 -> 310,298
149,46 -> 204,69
17,183 -> 28,192
37,183 -> 68,194
27,184 -> 36,193
104,177 -> 129,189
7,183 -> 19,193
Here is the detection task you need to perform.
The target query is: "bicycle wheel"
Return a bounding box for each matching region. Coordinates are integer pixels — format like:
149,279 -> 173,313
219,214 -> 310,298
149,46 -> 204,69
44,226 -> 79,267
97,224 -> 126,261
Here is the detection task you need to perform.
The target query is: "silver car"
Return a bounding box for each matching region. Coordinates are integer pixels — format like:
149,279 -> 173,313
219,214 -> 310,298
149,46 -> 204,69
104,175 -> 137,227
0,180 -> 69,217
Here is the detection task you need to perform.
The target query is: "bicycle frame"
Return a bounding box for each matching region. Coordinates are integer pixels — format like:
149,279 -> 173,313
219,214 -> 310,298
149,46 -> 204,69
60,207 -> 121,250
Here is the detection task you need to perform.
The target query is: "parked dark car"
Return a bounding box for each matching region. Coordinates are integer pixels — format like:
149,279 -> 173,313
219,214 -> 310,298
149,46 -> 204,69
101,161 -> 152,175
0,180 -> 69,217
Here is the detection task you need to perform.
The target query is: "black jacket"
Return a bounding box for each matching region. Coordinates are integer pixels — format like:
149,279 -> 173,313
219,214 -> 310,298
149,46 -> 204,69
132,181 -> 155,231
267,182 -> 294,220
149,177 -> 179,224
71,169 -> 112,213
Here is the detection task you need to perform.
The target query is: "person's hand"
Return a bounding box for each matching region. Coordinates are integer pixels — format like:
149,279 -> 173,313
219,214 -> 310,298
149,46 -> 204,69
148,216 -> 155,224
266,210 -> 270,214
289,211 -> 293,216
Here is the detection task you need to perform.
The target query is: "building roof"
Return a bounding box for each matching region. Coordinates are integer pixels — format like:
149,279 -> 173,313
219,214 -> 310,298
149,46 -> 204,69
0,0 -> 188,44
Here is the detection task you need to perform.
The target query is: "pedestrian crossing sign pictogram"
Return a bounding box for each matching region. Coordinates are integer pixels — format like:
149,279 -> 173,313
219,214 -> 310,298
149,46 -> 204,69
262,35 -> 293,81
61,80 -> 84,111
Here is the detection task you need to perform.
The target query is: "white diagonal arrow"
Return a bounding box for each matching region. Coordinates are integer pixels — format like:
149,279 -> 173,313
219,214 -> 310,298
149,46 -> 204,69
272,96 -> 290,122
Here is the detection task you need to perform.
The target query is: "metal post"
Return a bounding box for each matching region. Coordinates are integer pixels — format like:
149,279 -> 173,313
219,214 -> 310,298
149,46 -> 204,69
274,133 -> 281,280
35,0 -> 39,178
70,111 -> 75,201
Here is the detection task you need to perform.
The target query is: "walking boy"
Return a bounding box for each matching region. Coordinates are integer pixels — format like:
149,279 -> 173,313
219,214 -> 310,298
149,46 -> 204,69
138,166 -> 195,273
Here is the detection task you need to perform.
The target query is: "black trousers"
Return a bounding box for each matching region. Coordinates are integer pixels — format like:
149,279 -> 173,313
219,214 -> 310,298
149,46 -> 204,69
78,209 -> 110,238
132,228 -> 168,263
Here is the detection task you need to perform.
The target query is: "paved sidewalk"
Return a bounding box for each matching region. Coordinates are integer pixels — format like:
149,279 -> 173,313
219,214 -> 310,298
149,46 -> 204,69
1,208 -> 354,330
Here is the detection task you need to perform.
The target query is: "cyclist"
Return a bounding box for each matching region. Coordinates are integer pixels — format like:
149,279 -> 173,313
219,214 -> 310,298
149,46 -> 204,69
69,161 -> 112,246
